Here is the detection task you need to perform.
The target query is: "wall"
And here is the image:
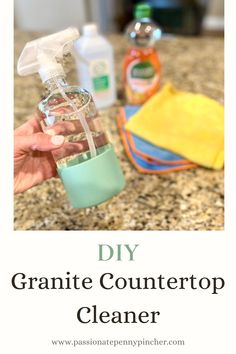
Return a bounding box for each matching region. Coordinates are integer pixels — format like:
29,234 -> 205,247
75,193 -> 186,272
14,0 -> 88,31
204,0 -> 224,31
15,0 -> 124,33
207,0 -> 224,16
14,0 -> 224,33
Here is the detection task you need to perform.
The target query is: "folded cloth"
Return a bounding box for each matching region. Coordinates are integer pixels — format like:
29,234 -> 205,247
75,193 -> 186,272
125,83 -> 224,169
117,106 -> 196,174
124,105 -> 191,165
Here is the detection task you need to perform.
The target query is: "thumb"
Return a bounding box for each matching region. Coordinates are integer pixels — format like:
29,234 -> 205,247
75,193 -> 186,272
15,132 -> 65,153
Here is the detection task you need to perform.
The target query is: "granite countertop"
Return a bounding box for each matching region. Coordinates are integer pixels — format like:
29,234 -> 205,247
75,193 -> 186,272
14,30 -> 224,230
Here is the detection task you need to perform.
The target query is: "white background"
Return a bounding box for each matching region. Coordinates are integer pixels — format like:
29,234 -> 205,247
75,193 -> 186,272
1,235 -> 235,353
1,1 -> 235,353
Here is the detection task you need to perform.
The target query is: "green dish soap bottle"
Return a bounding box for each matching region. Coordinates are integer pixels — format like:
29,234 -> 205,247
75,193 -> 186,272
124,3 -> 162,105
17,27 -> 125,209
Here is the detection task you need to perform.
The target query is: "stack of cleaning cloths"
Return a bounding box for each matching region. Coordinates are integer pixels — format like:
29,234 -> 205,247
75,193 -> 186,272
117,83 -> 224,174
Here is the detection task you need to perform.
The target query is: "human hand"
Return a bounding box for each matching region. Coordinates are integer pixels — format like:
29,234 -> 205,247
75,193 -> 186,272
14,111 -> 108,194
14,113 -> 65,194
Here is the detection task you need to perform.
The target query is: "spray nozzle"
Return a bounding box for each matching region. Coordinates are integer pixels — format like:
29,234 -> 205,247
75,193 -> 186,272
17,27 -> 97,159
17,27 -> 79,82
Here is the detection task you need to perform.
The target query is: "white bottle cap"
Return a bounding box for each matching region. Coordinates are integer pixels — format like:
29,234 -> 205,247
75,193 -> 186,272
38,62 -> 65,83
83,23 -> 98,37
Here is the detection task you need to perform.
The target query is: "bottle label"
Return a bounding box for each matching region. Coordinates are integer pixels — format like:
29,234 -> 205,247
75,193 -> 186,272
127,59 -> 159,94
89,59 -> 110,93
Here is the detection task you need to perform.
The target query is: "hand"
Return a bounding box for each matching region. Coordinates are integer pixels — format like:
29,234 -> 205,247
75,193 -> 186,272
14,113 -> 65,194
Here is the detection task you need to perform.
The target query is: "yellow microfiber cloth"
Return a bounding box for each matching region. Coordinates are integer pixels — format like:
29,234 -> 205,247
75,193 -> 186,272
125,83 -> 224,169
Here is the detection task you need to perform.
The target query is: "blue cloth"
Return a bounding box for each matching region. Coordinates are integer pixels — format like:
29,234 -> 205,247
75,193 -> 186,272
125,135 -> 189,170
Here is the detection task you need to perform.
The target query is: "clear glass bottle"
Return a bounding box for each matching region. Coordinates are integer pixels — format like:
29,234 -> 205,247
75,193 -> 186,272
39,76 -> 110,168
37,75 -> 125,208
17,27 -> 125,208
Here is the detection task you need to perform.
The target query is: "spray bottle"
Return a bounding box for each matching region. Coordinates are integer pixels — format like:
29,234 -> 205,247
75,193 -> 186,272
17,27 -> 125,209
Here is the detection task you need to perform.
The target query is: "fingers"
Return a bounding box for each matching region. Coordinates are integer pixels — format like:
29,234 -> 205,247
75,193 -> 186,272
14,115 -> 43,136
51,133 -> 108,162
45,120 -> 83,136
15,110 -> 101,140
52,142 -> 85,161
15,132 -> 65,153
42,116 -> 102,137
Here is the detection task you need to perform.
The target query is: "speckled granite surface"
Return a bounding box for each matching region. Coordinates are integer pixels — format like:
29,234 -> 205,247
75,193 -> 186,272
14,31 -> 224,230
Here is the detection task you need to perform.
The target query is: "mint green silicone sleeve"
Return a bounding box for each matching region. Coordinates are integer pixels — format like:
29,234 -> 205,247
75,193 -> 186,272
58,145 -> 125,208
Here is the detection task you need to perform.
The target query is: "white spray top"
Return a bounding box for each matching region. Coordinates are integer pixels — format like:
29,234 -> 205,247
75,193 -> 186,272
17,27 -> 79,82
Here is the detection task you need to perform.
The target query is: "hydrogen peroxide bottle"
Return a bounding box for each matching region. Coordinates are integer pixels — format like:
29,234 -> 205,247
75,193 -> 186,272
17,28 -> 125,209
123,3 -> 162,105
74,23 -> 117,109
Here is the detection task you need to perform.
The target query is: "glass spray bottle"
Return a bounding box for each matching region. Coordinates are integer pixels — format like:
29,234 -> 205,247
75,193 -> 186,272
17,27 -> 125,208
